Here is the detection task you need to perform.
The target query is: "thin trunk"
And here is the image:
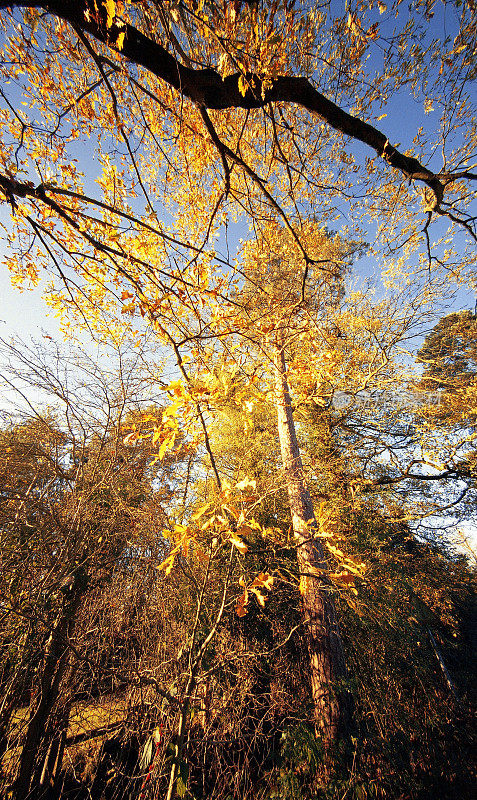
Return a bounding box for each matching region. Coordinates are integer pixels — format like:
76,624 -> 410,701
427,628 -> 460,702
273,338 -> 351,750
13,570 -> 86,800
38,697 -> 72,795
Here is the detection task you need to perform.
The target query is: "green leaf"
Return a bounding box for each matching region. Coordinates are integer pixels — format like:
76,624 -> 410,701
176,759 -> 190,797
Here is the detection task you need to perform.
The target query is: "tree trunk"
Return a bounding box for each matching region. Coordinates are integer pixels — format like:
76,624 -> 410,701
0,668 -> 24,763
273,337 -> 351,751
13,569 -> 87,800
38,696 -> 72,796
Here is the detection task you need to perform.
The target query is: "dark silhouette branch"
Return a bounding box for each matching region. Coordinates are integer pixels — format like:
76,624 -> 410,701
1,1 -> 474,210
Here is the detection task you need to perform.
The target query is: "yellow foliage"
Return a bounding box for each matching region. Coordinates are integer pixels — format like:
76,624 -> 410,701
230,535 -> 248,554
235,572 -> 274,616
103,0 -> 116,30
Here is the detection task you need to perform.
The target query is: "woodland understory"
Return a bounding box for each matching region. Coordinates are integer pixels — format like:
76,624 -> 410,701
0,2 -> 476,799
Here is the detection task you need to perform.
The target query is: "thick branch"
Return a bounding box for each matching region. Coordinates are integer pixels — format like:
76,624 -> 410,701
373,465 -> 472,486
0,0 -> 467,205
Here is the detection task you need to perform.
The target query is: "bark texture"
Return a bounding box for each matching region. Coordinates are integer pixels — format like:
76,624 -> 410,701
273,338 -> 350,749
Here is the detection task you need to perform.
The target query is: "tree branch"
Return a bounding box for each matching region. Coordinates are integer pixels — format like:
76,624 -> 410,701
1,0 -> 472,208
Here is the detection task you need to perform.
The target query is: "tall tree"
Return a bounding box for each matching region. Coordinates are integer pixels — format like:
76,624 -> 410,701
231,223 -> 357,747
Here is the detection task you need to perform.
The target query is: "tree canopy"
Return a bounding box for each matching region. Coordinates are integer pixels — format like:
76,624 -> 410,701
0,0 -> 475,329
0,2 -> 476,799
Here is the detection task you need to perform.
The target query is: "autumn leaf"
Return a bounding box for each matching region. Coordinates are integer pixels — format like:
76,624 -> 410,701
249,586 -> 266,607
236,477 -> 257,492
253,572 -> 274,592
168,380 -> 184,398
235,524 -> 256,539
103,0 -> 116,30
157,550 -> 177,577
191,503 -> 212,521
116,29 -> 126,50
230,535 -> 248,554
329,571 -> 356,585
236,590 -> 248,617
158,435 -> 175,460
236,572 -> 274,615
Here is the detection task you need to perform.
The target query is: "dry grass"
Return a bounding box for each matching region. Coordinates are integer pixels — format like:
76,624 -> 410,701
1,696 -> 128,784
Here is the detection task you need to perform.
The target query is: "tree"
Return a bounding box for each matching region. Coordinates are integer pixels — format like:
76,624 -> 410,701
417,310 -> 477,394
231,223 -> 358,748
0,337 -> 187,800
0,1 -> 475,793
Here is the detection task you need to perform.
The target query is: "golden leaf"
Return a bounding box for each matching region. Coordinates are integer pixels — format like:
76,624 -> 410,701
103,0 -> 115,29
236,589 -> 248,617
116,30 -> 125,50
329,571 -> 356,585
191,503 -> 212,521
158,437 -> 172,459
230,535 -> 248,554
236,600 -> 248,617
255,572 -> 274,591
249,586 -> 266,607
236,477 -> 257,492
236,524 -> 256,539
157,550 -> 177,576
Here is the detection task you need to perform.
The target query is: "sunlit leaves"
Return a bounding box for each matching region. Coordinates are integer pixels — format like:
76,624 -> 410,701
230,535 -> 248,554
235,477 -> 257,492
236,572 -> 274,617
